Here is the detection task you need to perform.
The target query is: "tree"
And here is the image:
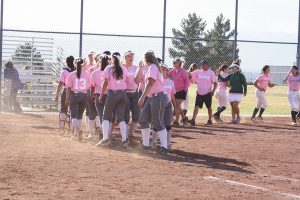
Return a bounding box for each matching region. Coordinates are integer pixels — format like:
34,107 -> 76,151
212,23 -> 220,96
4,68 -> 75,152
12,42 -> 44,66
169,13 -> 207,68
205,14 -> 238,70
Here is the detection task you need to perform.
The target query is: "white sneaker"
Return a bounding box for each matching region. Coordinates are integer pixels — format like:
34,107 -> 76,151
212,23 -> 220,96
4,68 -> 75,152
292,122 -> 297,127
88,133 -> 93,141
95,139 -> 111,147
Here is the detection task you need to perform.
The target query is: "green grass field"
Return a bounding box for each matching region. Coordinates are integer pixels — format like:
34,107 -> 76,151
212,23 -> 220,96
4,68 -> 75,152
186,85 -> 291,116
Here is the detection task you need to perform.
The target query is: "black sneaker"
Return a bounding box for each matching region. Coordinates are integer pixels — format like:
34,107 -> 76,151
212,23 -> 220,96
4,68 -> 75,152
159,147 -> 169,154
182,117 -> 189,125
188,119 -> 196,126
205,120 -> 213,126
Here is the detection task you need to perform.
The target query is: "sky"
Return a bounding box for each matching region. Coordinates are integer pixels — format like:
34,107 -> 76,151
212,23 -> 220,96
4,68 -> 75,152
2,0 -> 299,72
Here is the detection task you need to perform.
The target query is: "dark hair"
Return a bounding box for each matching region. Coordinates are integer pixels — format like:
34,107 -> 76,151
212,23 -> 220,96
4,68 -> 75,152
292,66 -> 299,75
75,58 -> 84,79
189,63 -> 198,72
112,52 -> 123,80
262,65 -> 270,73
103,51 -> 111,56
101,55 -> 109,71
66,56 -> 75,72
144,51 -> 162,72
220,64 -> 229,72
5,61 -> 13,68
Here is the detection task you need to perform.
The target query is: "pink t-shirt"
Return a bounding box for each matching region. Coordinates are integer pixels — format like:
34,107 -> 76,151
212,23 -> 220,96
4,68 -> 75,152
256,74 -> 272,91
163,78 -> 176,102
145,64 -> 164,97
192,69 -> 217,95
91,69 -> 107,94
104,65 -> 128,91
59,68 -> 71,89
167,68 -> 190,92
124,65 -> 138,91
67,70 -> 91,93
137,65 -> 148,91
288,74 -> 300,91
217,71 -> 229,90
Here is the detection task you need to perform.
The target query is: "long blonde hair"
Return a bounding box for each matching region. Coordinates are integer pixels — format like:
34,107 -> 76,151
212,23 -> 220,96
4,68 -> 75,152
144,51 -> 162,72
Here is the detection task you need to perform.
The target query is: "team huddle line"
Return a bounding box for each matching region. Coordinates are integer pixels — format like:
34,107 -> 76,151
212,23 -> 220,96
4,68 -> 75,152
54,50 -> 300,152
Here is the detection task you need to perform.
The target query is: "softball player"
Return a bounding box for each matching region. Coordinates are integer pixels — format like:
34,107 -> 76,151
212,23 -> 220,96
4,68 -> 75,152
97,52 -> 129,146
138,51 -> 169,152
168,58 -> 190,126
55,56 -> 75,134
123,51 -> 140,139
65,58 -> 91,141
189,60 -> 217,126
284,66 -> 300,126
216,60 -> 247,124
251,65 -> 275,121
213,64 -> 229,122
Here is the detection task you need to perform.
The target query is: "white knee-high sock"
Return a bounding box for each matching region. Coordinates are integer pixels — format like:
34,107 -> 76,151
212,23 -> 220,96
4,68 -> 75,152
119,121 -> 127,142
158,129 -> 168,149
88,119 -> 95,136
95,116 -> 101,128
102,120 -> 110,140
167,131 -> 171,147
85,116 -> 89,132
141,128 -> 151,147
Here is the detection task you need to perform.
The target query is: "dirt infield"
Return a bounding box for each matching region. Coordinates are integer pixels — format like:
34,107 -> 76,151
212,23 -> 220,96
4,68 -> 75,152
0,113 -> 299,200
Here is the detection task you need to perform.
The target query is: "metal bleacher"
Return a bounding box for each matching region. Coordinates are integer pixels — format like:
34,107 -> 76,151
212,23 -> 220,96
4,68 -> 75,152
2,35 -> 65,111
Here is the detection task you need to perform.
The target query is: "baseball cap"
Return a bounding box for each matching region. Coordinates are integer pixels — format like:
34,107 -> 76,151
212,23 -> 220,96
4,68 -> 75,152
157,57 -> 164,63
230,64 -> 240,68
124,50 -> 134,57
200,59 -> 209,65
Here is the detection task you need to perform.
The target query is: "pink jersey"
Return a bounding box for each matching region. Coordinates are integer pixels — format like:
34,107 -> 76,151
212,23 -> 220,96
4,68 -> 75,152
163,78 -> 176,102
104,65 -> 128,91
125,65 -> 138,90
137,65 -> 148,91
192,69 -> 217,95
91,69 -> 107,94
256,74 -> 272,91
167,68 -> 190,92
67,70 -> 91,93
287,74 -> 300,91
59,68 -> 71,89
217,71 -> 229,90
145,64 -> 164,97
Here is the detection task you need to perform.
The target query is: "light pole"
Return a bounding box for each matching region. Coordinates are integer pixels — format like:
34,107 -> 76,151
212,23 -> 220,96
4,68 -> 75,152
162,0 -> 167,61
0,0 -> 4,112
79,0 -> 84,58
233,0 -> 238,60
297,0 -> 300,67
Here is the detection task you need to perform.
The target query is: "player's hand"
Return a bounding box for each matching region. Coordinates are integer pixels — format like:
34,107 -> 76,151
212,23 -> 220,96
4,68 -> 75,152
138,97 -> 145,108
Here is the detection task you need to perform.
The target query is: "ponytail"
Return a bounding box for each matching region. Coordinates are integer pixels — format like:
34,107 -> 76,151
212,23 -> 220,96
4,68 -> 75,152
144,51 -> 162,73
112,52 -> 123,80
101,54 -> 109,71
75,58 -> 84,79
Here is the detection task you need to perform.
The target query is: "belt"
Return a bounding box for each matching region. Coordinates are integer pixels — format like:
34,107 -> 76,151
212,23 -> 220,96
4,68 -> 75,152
109,90 -> 125,93
126,89 -> 137,93
150,92 -> 164,97
290,90 -> 299,92
72,91 -> 87,94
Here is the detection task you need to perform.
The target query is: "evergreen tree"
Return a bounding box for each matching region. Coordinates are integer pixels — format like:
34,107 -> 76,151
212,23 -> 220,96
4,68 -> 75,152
169,13 -> 207,68
205,14 -> 238,70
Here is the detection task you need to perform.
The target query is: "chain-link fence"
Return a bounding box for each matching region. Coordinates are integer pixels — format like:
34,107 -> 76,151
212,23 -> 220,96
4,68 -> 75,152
0,0 -> 298,116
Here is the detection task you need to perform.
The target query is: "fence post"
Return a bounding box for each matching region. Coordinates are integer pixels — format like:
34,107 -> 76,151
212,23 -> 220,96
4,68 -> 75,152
162,0 -> 167,61
79,0 -> 84,58
297,0 -> 300,68
0,0 -> 4,112
233,0 -> 239,60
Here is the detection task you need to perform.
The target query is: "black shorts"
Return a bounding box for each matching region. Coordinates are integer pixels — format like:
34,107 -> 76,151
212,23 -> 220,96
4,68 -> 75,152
175,90 -> 187,100
195,92 -> 212,109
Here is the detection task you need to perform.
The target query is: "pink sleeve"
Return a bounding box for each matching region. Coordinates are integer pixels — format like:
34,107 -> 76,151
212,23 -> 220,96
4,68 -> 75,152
147,64 -> 158,81
59,71 -> 65,83
255,75 -> 262,82
90,72 -> 96,87
182,70 -> 190,91
123,66 -> 129,81
103,67 -> 110,80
